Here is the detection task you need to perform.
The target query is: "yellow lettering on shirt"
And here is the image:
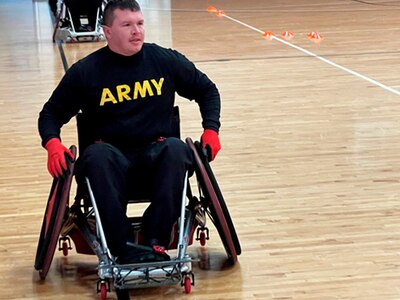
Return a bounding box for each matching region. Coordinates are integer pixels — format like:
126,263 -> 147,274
100,88 -> 118,106
116,84 -> 132,102
99,78 -> 164,106
151,78 -> 164,95
133,80 -> 153,100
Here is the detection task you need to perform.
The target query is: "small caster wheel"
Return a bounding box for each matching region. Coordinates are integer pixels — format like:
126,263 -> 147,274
196,227 -> 209,246
184,276 -> 191,294
62,241 -> 69,256
100,283 -> 107,300
97,280 -> 110,300
199,231 -> 207,246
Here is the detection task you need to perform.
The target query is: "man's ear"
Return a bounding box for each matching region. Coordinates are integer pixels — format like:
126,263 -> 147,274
103,25 -> 111,39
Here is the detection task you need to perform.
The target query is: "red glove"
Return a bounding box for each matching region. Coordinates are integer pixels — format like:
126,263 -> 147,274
201,129 -> 221,161
44,138 -> 74,178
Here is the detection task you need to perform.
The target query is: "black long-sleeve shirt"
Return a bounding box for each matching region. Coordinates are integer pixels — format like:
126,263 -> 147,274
38,43 -> 221,147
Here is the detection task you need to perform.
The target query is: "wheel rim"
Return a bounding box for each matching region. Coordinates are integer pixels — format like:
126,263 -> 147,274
186,138 -> 238,264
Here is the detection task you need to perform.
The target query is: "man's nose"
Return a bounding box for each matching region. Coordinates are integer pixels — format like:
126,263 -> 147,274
131,25 -> 140,34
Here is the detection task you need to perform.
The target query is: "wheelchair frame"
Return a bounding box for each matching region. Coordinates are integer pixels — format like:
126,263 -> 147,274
35,137 -> 241,299
52,0 -> 106,43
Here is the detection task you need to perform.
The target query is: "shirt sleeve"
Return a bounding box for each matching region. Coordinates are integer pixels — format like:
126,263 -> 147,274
38,63 -> 83,147
171,50 -> 221,133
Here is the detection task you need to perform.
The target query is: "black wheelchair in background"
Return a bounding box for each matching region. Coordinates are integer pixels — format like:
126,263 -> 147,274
34,109 -> 241,299
52,0 -> 107,43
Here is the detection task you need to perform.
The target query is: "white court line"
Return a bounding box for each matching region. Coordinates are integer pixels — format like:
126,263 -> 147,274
222,14 -> 400,96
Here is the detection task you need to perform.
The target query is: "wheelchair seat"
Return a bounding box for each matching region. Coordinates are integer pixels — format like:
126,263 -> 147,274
75,106 -> 182,201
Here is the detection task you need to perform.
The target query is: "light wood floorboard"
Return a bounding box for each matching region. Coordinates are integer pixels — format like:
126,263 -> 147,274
0,0 -> 399,299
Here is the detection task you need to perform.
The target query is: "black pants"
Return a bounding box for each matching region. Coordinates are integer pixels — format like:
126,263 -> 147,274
75,138 -> 193,256
64,0 -> 102,29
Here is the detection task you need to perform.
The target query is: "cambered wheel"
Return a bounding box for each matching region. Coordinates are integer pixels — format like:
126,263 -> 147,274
52,10 -> 62,42
195,140 -> 241,256
186,138 -> 241,264
34,146 -> 77,279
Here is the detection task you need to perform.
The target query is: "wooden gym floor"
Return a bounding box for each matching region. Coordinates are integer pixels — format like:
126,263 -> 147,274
0,0 -> 400,299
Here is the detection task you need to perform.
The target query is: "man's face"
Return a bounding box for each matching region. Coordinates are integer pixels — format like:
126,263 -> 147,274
103,9 -> 145,56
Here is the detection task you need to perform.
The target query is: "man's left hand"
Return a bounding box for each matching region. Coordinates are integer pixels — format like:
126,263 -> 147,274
201,129 -> 221,161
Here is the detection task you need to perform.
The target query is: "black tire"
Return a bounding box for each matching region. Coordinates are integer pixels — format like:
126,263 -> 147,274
194,140 -> 241,256
116,288 -> 130,300
186,138 -> 240,264
34,146 -> 77,279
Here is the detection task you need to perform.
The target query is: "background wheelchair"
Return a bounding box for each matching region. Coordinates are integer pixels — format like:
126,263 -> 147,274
34,109 -> 241,299
52,0 -> 107,43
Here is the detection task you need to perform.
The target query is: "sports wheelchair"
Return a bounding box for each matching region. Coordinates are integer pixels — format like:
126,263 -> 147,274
34,109 -> 241,299
52,0 -> 106,43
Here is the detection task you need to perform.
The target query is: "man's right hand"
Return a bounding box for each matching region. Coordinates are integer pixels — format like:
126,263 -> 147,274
44,138 -> 74,178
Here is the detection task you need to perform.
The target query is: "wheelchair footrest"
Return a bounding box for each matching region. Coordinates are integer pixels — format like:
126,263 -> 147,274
112,257 -> 194,290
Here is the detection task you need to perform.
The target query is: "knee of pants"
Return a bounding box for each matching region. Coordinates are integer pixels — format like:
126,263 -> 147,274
79,143 -> 129,171
161,138 -> 193,165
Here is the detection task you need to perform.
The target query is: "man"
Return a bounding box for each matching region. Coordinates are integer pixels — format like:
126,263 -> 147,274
38,0 -> 221,264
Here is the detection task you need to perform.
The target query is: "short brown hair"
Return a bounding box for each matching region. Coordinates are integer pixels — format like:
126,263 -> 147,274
102,0 -> 141,26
